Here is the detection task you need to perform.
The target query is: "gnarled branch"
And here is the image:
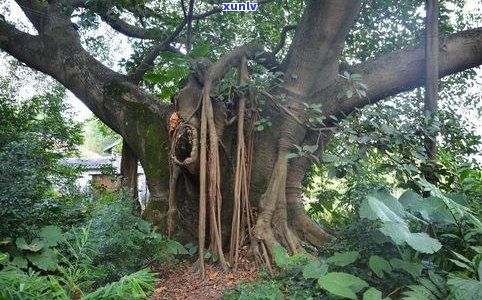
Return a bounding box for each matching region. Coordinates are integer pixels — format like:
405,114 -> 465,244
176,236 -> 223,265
282,0 -> 362,93
329,27 -> 482,116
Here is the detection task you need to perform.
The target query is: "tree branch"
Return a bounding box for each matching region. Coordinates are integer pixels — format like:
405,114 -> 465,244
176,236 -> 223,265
272,24 -> 296,55
186,0 -> 195,53
282,0 -> 362,93
0,11 -> 170,133
329,27 -> 482,116
73,0 -> 165,40
96,10 -> 161,39
14,0 -> 53,33
128,20 -> 187,84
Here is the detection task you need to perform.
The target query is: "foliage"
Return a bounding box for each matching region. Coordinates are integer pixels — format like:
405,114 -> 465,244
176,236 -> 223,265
82,117 -> 120,155
0,82 -> 85,239
0,185 -> 188,299
225,169 -> 482,299
79,269 -> 158,300
86,190 -> 178,284
0,223 -> 158,299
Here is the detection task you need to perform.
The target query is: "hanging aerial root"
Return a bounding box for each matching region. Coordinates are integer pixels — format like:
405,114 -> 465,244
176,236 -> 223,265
167,165 -> 181,239
194,45 -> 281,277
229,56 -> 256,270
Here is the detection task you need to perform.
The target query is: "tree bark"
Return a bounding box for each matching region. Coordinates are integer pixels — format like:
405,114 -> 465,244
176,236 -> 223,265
121,140 -> 140,214
424,0 -> 439,185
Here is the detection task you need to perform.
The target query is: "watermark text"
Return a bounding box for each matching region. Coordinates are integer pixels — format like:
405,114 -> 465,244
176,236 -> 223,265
222,1 -> 258,12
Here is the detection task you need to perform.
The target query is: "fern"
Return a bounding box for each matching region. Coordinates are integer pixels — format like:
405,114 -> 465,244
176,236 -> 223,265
447,277 -> 482,300
0,267 -> 68,300
402,271 -> 449,300
80,268 -> 158,300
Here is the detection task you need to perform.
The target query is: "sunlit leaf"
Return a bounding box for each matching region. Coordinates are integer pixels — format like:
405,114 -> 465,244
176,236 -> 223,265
302,260 -> 328,279
326,251 -> 359,267
369,255 -> 392,278
318,272 -> 368,299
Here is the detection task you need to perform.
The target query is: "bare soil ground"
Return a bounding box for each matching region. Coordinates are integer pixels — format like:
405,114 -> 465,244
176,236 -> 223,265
150,249 -> 259,300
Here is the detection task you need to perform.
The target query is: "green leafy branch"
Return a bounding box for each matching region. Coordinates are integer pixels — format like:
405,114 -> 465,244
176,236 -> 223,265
338,71 -> 369,99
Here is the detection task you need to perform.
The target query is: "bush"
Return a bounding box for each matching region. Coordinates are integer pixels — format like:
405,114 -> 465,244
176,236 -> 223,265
87,190 -> 175,284
0,223 -> 160,300
0,85 -> 85,239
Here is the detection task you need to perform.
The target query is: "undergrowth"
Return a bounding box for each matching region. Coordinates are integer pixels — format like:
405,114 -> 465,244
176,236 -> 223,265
0,190 -> 187,299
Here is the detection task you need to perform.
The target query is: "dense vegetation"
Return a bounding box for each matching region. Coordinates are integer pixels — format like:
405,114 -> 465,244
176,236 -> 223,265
1,0 -> 482,299
223,92 -> 482,299
0,73 -> 184,299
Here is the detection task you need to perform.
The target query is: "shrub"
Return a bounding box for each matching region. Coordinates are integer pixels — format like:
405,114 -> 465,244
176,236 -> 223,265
0,85 -> 85,239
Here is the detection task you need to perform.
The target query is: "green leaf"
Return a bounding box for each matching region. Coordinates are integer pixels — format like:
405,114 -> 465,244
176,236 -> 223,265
326,251 -> 360,267
380,222 -> 442,254
273,244 -> 289,267
166,240 -> 188,255
449,259 -> 474,272
302,260 -> 328,279
361,194 -> 441,254
390,258 -> 422,278
303,144 -> 318,153
16,237 -> 44,252
27,248 -> 58,271
39,225 -> 63,247
428,270 -> 449,296
405,232 -> 442,254
322,153 -> 337,163
363,287 -> 383,300
318,272 -> 368,299
408,197 -> 456,224
286,153 -> 300,159
360,192 -> 407,222
379,222 -> 411,245
452,251 -> 473,265
447,278 -> 482,300
477,256 -> 482,282
327,166 -> 338,178
190,44 -> 210,58
143,72 -> 164,83
15,237 -> 29,250
369,255 -> 392,278
0,252 -> 7,262
289,253 -> 307,264
135,220 -> 151,233
403,285 -> 437,300
11,256 -> 28,269
399,190 -> 421,208
418,277 -> 446,299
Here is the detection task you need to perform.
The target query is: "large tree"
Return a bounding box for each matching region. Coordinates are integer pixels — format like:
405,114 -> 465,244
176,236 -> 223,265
1,0 -> 481,271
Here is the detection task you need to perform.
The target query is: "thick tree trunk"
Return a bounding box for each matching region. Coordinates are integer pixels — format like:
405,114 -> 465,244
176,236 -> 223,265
121,140 -> 140,214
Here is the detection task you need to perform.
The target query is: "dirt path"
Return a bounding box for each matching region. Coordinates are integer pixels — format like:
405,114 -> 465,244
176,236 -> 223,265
150,255 -> 258,300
